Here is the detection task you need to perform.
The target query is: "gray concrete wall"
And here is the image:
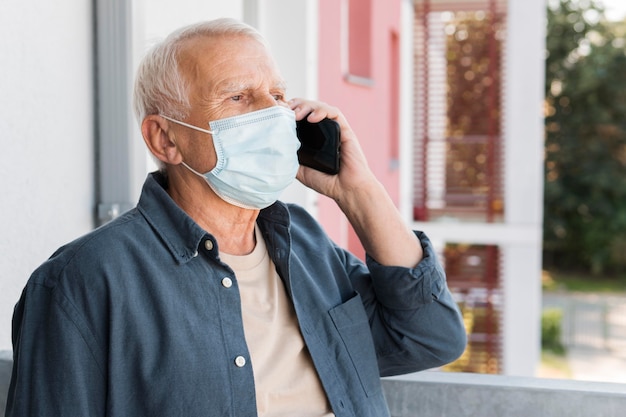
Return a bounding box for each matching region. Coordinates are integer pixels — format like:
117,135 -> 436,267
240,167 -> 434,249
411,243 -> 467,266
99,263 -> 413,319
382,372 -> 626,417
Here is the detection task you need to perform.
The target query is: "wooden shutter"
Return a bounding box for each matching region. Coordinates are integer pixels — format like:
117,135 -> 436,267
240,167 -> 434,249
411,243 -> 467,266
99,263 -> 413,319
443,243 -> 502,374
413,0 -> 506,223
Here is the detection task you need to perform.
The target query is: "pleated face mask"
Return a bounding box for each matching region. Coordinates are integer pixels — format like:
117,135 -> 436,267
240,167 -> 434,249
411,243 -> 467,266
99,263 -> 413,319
162,106 -> 301,209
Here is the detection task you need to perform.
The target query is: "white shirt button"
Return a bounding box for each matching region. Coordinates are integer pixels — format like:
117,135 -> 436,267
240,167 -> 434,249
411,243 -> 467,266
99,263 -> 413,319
234,356 -> 246,367
205,240 -> 214,251
221,277 -> 233,288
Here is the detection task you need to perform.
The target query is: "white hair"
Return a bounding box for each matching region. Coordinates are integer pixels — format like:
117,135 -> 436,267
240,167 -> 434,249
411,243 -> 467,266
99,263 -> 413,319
132,18 -> 269,124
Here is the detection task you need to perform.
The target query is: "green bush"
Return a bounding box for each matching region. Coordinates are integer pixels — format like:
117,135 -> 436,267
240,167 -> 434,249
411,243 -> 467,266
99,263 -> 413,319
541,308 -> 566,355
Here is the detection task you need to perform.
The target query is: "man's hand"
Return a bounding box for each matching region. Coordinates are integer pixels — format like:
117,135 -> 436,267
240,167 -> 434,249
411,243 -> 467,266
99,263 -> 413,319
289,98 -> 375,201
288,98 -> 423,268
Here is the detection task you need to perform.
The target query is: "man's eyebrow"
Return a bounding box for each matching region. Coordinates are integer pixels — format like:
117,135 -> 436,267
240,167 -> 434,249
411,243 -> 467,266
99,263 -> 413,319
215,80 -> 249,95
214,79 -> 288,95
274,79 -> 288,91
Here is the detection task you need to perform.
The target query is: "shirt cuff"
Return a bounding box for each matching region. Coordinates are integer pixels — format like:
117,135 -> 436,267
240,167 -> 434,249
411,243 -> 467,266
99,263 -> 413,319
366,231 -> 446,309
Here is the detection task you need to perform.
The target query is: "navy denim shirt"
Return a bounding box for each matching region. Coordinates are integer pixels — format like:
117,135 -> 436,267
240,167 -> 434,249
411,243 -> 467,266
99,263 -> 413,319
6,172 -> 466,417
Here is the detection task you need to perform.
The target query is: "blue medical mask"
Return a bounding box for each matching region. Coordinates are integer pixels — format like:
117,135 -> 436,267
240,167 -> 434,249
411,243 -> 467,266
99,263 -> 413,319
162,106 -> 301,209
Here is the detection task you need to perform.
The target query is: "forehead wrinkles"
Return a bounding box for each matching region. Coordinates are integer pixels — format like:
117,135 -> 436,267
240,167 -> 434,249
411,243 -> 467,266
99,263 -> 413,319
176,35 -> 286,102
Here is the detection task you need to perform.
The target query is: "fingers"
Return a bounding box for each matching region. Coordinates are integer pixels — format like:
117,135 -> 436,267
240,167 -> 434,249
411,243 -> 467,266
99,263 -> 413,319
288,98 -> 340,123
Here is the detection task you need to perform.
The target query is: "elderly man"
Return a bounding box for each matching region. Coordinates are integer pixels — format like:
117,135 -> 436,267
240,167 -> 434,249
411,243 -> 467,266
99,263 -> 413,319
6,18 -> 466,417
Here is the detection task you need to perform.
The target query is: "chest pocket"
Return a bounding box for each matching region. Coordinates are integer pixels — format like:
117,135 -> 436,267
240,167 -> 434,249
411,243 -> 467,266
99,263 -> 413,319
329,292 -> 382,397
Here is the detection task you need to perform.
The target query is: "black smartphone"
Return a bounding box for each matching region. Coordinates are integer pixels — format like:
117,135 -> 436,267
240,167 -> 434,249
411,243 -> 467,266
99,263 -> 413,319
296,116 -> 341,175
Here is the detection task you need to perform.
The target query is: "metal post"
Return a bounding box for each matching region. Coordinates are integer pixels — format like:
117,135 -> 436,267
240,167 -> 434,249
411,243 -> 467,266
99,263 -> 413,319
94,0 -> 146,225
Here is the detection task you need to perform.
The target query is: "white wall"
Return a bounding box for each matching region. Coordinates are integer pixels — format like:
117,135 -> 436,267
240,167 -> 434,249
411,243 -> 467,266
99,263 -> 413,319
0,1 -> 95,350
501,0 -> 546,376
140,0 -> 243,45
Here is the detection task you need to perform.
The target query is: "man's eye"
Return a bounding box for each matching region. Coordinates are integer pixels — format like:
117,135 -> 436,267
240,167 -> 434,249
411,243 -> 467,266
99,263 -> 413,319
273,94 -> 284,101
231,95 -> 243,101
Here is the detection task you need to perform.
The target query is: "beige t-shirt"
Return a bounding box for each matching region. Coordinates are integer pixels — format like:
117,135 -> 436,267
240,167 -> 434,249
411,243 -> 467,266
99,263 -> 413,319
219,226 -> 334,417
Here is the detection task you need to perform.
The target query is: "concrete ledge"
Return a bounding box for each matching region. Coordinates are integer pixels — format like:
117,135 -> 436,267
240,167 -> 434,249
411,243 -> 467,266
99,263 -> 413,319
1,351 -> 11,417
382,371 -> 626,417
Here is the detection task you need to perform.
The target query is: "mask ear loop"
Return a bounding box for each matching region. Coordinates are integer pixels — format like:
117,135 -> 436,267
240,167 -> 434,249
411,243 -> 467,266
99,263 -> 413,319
160,114 -> 225,174
160,114 -> 215,135
159,114 -> 223,178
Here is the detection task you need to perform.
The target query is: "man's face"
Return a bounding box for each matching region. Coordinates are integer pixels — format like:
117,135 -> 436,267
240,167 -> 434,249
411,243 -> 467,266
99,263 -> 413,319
172,34 -> 288,173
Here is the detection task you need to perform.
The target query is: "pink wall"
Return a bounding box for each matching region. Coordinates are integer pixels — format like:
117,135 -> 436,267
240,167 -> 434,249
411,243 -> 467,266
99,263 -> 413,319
317,0 -> 402,259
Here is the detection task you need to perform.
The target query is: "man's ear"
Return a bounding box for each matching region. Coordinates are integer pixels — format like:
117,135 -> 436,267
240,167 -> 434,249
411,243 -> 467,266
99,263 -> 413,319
141,115 -> 182,165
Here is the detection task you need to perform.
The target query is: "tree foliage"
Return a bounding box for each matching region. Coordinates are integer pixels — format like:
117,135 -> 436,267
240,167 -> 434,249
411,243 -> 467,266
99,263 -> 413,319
543,0 -> 626,275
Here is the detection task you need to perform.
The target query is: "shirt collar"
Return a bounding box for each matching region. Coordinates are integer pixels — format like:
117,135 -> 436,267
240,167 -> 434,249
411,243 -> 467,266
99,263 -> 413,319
136,171 -> 292,264
137,171 -> 207,264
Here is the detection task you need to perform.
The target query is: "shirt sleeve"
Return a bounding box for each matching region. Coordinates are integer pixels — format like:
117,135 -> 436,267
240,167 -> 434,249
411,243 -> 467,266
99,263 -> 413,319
5,281 -> 106,417
353,231 -> 467,377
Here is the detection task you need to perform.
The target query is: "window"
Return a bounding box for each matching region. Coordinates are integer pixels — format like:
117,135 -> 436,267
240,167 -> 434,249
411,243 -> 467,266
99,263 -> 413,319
345,0 -> 373,83
413,0 -> 506,223
443,243 -> 502,374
